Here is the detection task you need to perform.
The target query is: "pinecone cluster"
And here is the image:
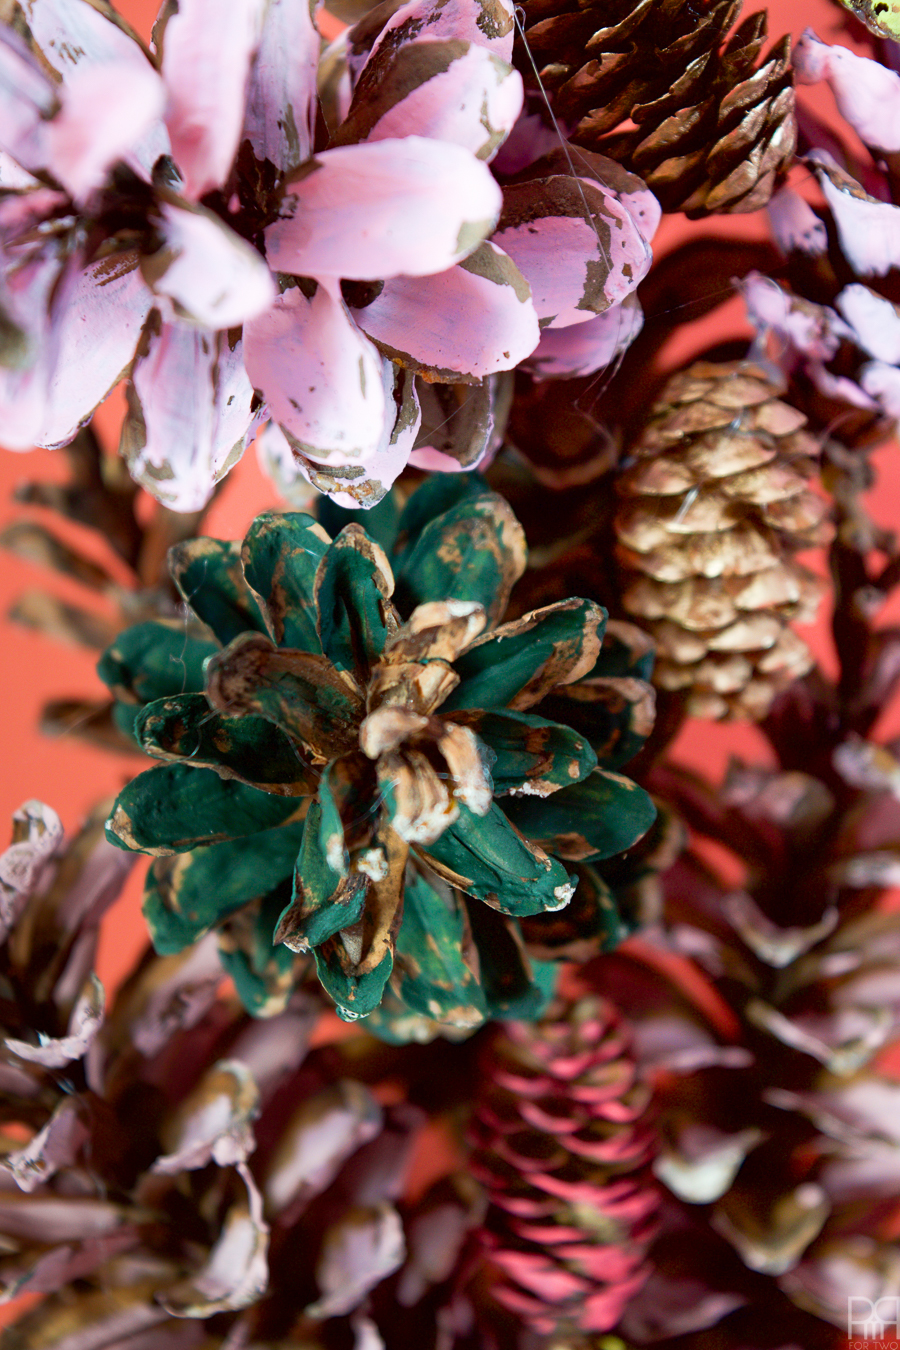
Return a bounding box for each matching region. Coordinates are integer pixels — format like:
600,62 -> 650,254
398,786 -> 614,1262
614,359 -> 833,720
0,800 -> 661,1350
99,477 -> 657,1037
5,0 -> 900,1348
0,803 -> 454,1350
513,0 -> 796,215
468,994 -> 660,1343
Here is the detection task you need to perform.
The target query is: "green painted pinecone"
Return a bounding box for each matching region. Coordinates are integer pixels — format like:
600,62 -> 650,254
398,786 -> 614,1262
615,360 -> 833,720
514,0 -> 795,215
468,995 -> 660,1340
99,477 -> 656,1037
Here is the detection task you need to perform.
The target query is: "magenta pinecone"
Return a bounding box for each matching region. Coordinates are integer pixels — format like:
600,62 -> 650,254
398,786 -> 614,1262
468,995 -> 660,1339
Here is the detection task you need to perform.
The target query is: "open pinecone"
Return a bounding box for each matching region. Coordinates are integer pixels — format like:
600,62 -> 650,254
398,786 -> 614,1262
467,994 -> 660,1343
513,0 -> 795,215
0,799 -> 134,1143
99,477 -> 656,1037
614,359 -> 834,720
591,743 -> 900,1347
0,798 -> 267,1328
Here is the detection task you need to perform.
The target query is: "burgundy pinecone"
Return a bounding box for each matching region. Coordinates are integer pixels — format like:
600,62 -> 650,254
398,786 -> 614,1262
468,995 -> 660,1338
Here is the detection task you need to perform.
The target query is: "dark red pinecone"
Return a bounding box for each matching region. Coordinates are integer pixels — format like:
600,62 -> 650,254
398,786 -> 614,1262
467,995 -> 660,1340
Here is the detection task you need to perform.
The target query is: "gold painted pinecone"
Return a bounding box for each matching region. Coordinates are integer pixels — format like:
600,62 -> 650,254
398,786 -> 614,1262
514,0 -> 796,215
614,360 -> 834,720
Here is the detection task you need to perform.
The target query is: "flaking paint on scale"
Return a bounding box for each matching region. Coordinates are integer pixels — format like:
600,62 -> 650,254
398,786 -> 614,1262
92,249 -> 142,287
455,217 -> 499,259
477,94 -> 506,160
460,242 -> 531,302
107,803 -> 235,857
277,100 -> 301,169
434,517 -> 514,600
552,879 -> 578,907
475,0 -> 513,39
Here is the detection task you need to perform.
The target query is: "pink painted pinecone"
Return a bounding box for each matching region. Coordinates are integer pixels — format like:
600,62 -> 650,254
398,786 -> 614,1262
468,995 -> 660,1338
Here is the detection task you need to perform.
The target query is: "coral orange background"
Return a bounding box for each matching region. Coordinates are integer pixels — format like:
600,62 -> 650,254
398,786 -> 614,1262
0,0 -> 898,1003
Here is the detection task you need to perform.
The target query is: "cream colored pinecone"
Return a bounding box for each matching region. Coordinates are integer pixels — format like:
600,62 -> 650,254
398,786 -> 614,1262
614,360 -> 834,720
